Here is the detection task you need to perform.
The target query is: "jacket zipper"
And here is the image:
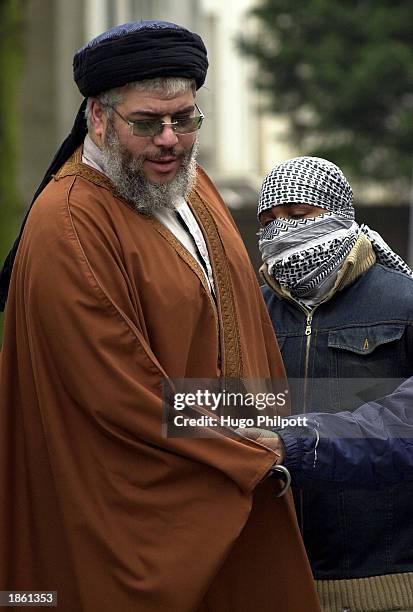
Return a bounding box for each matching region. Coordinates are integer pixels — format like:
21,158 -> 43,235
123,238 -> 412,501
269,282 -> 341,535
300,309 -> 314,535
282,298 -> 316,536
303,312 -> 313,412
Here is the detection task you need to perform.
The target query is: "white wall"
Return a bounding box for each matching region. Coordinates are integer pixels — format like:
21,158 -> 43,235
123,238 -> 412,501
200,0 -> 259,181
200,0 -> 296,184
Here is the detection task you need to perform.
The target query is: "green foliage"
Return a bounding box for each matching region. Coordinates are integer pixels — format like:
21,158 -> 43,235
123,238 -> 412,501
238,0 -> 413,183
0,0 -> 22,340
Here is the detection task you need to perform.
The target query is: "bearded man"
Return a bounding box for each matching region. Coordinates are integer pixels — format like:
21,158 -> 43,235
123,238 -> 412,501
0,21 -> 320,612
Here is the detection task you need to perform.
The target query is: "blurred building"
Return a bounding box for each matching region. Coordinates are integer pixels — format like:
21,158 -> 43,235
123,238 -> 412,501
17,0 -> 409,268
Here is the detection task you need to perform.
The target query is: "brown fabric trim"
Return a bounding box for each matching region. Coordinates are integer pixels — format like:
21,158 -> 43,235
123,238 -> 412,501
54,146 -> 114,193
189,189 -> 244,379
316,572 -> 413,612
147,215 -> 219,327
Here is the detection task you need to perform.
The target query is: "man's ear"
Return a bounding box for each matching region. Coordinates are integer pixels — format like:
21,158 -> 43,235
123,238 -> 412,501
89,99 -> 107,140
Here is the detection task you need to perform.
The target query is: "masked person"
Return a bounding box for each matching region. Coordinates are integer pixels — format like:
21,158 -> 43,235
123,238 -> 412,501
0,21 -> 321,612
258,156 -> 413,612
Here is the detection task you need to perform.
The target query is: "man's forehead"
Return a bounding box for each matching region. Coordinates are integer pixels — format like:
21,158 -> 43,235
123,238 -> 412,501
120,89 -> 195,112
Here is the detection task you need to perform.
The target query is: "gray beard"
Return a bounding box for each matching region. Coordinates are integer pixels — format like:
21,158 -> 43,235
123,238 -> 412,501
101,120 -> 198,214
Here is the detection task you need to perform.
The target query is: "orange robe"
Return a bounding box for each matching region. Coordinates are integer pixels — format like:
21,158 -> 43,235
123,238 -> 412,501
0,148 -> 320,611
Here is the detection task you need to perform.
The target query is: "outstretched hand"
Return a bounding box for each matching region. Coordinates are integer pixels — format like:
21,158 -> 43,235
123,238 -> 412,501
237,427 -> 285,464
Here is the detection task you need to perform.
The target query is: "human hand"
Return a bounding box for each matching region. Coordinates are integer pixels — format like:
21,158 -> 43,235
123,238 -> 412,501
236,427 -> 285,464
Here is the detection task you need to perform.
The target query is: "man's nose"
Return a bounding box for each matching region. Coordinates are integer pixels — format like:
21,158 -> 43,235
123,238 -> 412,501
153,122 -> 179,147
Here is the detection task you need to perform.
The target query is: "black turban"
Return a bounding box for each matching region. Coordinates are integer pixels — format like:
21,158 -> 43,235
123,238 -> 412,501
0,20 -> 208,311
74,20 -> 208,96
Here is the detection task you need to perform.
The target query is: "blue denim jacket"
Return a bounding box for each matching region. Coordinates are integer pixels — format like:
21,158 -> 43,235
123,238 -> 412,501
263,263 -> 413,580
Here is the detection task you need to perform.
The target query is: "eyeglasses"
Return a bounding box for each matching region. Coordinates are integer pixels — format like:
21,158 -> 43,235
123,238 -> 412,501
107,104 -> 204,137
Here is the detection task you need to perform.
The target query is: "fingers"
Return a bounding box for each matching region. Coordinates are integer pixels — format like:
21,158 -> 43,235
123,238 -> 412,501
235,427 -> 285,463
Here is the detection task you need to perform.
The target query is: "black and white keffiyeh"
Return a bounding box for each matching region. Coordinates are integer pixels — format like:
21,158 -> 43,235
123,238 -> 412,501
258,156 -> 354,220
259,214 -> 412,308
258,156 -> 412,308
259,214 -> 357,306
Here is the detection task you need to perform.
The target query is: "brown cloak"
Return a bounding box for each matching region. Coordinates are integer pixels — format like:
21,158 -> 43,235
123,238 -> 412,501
0,149 -> 320,611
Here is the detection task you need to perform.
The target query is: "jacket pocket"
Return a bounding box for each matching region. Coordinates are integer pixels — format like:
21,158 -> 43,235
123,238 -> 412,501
328,323 -> 405,355
327,324 -> 407,407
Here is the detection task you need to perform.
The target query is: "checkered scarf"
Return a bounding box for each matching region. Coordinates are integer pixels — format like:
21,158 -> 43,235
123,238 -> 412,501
258,156 -> 412,307
259,213 -> 412,307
